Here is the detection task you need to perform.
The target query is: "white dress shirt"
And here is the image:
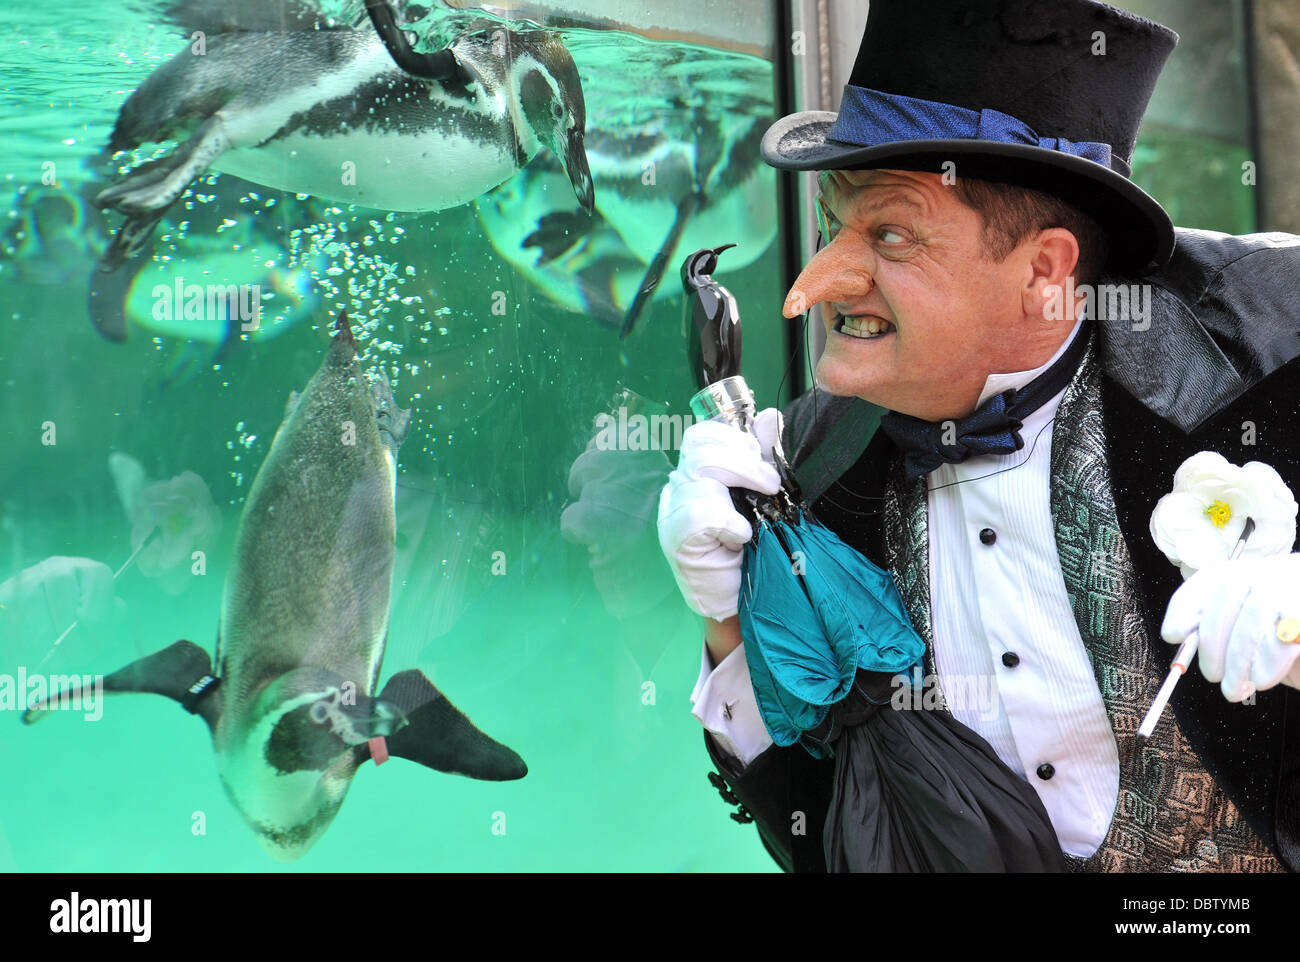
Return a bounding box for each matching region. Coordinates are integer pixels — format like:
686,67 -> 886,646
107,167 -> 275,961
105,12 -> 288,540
691,319 -> 1122,857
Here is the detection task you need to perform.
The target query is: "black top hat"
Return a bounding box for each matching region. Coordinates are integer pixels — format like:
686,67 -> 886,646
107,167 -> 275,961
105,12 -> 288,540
763,0 -> 1178,273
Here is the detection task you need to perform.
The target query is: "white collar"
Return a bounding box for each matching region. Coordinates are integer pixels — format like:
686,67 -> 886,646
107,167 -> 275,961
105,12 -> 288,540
975,317 -> 1086,408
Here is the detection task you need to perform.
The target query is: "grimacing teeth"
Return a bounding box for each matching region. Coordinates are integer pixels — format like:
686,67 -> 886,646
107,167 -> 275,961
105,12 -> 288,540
839,313 -> 895,338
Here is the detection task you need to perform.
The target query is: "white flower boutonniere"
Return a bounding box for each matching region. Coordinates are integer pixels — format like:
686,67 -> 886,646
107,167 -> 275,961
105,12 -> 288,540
1149,451 -> 1298,579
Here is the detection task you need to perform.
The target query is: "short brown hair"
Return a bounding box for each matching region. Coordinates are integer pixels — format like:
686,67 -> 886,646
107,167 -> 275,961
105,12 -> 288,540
952,178 -> 1107,287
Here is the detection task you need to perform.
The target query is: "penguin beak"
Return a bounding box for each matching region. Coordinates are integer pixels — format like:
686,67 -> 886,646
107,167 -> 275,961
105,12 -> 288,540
562,127 -> 595,215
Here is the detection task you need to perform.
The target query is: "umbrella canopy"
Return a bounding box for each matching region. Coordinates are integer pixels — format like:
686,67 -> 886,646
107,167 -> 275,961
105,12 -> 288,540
736,507 -> 1068,872
737,514 -> 923,753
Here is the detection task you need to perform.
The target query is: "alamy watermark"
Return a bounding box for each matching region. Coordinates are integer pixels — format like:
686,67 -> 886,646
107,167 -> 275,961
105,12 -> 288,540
50,892 -> 150,942
152,276 -> 261,330
1043,277 -> 1152,331
594,407 -> 696,451
1,668 -> 104,720
891,667 -> 1000,722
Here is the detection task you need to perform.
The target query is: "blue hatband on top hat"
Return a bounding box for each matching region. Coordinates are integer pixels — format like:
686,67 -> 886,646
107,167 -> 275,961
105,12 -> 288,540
828,86 -> 1117,174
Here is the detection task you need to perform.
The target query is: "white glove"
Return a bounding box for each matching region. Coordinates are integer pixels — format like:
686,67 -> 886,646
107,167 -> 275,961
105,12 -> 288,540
560,444 -> 677,619
1161,553 -> 1300,702
749,407 -> 787,469
656,409 -> 784,621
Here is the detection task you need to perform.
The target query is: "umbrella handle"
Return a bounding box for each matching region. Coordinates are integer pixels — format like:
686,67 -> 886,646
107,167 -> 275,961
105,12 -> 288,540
679,244 -> 803,532
731,484 -> 802,536
774,451 -> 805,513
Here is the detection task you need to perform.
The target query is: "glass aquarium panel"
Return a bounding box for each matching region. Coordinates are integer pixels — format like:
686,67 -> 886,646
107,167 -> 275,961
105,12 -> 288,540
0,0 -> 785,870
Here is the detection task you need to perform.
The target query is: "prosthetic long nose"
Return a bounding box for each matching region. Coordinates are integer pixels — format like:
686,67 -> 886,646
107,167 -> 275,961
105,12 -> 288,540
783,237 -> 876,320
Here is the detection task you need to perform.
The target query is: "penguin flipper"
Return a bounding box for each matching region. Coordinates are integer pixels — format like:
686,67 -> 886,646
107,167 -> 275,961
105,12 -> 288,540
21,640 -> 222,731
366,0 -> 468,83
619,189 -> 705,339
372,669 -> 527,781
523,210 -> 593,266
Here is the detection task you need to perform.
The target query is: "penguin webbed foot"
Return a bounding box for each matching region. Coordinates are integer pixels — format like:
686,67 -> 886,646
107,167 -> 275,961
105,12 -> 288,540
369,370 -> 412,457
94,116 -> 230,272
95,153 -> 184,214
523,210 -> 592,266
95,118 -> 226,215
372,669 -> 527,781
97,209 -> 168,273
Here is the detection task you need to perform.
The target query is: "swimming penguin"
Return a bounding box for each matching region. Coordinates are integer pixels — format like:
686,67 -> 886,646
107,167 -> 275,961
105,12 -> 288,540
23,311 -> 527,860
94,0 -> 593,271
607,113 -> 772,337
474,116 -> 775,331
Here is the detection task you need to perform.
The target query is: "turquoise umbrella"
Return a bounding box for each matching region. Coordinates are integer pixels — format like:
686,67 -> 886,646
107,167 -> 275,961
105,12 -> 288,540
737,513 -> 923,753
729,487 -> 1068,872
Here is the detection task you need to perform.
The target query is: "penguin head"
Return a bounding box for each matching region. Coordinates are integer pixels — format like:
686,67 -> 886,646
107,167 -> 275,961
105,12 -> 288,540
217,669 -> 407,860
515,32 -> 594,215
263,680 -> 406,773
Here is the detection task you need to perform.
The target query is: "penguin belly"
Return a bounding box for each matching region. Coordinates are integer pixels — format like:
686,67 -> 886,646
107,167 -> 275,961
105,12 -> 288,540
215,127 -> 526,212
217,317 -> 400,715
207,44 -> 535,214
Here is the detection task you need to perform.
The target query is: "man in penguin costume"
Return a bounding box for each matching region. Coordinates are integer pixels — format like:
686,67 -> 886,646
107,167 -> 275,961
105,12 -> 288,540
659,0 -> 1300,872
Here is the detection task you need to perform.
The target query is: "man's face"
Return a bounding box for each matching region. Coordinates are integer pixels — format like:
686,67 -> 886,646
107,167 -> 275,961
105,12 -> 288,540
784,168 -> 1031,421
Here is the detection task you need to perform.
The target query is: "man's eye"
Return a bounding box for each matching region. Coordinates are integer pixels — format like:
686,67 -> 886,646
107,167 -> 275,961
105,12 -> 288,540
878,228 -> 908,245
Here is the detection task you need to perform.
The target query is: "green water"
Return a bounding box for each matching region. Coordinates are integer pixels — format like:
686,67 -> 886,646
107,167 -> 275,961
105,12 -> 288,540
0,1 -> 787,870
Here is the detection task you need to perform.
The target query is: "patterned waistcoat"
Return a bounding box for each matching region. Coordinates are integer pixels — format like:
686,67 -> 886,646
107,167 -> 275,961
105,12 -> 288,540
877,341 -> 1283,872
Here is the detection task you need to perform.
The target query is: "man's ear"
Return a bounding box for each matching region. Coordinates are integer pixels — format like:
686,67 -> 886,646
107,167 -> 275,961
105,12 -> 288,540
1021,227 -> 1081,320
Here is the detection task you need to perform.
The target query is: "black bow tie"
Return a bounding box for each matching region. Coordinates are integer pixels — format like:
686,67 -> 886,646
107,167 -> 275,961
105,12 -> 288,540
879,327 -> 1090,480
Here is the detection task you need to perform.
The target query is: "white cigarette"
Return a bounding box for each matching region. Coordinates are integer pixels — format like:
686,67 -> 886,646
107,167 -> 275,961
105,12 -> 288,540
1137,518 -> 1254,740
1138,630 -> 1198,739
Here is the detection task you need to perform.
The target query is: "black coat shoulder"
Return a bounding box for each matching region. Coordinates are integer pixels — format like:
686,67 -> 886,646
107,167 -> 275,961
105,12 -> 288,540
1100,227 -> 1300,432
